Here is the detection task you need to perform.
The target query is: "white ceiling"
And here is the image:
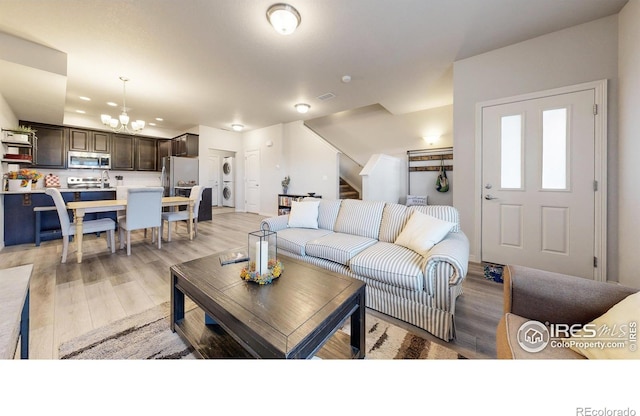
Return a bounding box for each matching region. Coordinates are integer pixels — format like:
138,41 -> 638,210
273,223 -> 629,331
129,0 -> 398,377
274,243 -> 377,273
0,0 -> 628,137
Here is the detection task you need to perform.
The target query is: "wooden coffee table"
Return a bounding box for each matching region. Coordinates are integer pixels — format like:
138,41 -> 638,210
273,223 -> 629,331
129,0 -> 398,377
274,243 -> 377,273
170,251 -> 366,359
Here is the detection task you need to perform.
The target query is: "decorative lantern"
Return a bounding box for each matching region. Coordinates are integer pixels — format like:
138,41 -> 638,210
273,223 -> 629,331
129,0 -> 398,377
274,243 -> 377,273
240,224 -> 282,284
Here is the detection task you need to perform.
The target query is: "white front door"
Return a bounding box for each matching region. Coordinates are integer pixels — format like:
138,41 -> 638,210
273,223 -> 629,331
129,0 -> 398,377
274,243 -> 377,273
245,150 -> 260,214
207,154 -> 220,207
481,88 -> 599,279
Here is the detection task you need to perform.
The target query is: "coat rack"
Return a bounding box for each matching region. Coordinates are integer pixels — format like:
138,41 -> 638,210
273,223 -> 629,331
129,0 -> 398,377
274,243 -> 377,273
407,147 -> 453,195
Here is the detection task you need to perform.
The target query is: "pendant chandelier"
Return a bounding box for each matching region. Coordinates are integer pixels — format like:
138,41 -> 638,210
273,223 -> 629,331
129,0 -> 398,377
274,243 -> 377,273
100,76 -> 145,135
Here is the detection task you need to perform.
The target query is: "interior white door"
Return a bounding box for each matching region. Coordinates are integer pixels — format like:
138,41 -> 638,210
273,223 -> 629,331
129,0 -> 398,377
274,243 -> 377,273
481,89 -> 596,279
245,150 -> 260,214
207,155 -> 220,207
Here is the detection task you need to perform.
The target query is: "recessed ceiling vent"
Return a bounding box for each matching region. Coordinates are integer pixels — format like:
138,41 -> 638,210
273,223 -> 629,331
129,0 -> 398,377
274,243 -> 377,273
316,92 -> 335,101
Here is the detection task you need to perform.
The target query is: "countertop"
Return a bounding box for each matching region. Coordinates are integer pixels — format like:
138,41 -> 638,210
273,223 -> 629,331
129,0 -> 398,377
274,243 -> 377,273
2,187 -> 117,195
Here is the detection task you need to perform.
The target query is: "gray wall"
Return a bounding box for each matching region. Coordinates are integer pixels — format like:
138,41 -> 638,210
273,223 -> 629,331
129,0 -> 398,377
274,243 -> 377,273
453,15 -> 619,279
618,1 -> 640,288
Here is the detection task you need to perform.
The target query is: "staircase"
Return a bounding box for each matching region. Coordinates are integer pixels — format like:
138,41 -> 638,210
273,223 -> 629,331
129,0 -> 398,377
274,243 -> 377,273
340,178 -> 360,200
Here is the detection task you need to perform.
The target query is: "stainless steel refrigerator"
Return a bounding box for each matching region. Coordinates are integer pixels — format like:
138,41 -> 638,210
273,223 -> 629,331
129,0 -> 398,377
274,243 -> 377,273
161,156 -> 199,196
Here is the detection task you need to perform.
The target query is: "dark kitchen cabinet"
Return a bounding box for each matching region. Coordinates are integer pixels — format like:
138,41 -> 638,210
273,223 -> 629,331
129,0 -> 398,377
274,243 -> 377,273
157,139 -> 171,171
112,134 -> 135,170
25,122 -> 67,169
135,136 -> 157,171
172,133 -> 198,157
69,128 -> 111,153
4,190 -> 115,246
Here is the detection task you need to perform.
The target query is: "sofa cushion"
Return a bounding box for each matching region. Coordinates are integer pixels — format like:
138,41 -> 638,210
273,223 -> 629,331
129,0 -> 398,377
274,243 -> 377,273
394,211 -> 456,255
333,199 -> 385,239
287,200 -> 319,229
378,203 -> 410,243
317,199 -> 342,230
305,232 -> 377,266
409,205 -> 460,232
567,291 -> 640,359
406,195 -> 428,206
275,228 -> 334,256
350,242 -> 426,291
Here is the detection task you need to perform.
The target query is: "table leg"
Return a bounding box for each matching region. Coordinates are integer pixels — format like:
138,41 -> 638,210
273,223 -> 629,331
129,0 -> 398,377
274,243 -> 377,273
20,289 -> 29,359
74,209 -> 85,263
188,200 -> 194,240
171,272 -> 185,332
350,289 -> 366,359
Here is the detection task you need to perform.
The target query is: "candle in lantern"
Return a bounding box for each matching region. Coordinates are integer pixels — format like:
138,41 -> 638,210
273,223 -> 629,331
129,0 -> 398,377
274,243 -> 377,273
255,240 -> 269,275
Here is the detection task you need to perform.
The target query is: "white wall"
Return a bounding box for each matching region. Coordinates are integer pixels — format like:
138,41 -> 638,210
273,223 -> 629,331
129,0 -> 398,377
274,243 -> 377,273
284,121 -> 340,205
239,121 -> 340,216
0,92 -> 19,248
360,154 -> 401,202
618,1 -> 640,289
243,124 -> 284,216
453,15 -> 619,276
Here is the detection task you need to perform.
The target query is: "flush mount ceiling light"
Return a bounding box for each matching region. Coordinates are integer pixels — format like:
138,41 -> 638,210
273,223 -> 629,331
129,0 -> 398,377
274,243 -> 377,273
231,124 -> 244,132
295,103 -> 310,114
267,3 -> 301,35
100,76 -> 145,135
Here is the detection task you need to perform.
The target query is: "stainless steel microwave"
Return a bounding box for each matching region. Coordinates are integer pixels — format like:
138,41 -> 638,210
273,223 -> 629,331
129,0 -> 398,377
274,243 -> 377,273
67,151 -> 111,169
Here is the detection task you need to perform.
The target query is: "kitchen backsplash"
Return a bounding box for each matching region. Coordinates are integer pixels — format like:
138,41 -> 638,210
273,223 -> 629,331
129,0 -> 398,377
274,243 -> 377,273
31,168 -> 163,188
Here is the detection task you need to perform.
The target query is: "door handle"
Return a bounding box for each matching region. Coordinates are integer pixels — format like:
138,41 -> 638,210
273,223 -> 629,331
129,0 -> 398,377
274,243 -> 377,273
484,194 -> 498,200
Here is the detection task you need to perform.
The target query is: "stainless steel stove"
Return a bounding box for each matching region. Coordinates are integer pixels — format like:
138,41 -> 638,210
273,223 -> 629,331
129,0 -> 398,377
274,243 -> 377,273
67,177 -> 110,189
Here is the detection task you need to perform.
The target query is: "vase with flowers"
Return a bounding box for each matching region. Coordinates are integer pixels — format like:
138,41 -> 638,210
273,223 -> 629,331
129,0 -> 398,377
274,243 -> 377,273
281,175 -> 290,194
4,169 -> 43,192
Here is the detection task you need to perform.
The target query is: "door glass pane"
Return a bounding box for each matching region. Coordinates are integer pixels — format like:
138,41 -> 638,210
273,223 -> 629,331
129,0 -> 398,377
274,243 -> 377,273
542,108 -> 567,189
500,115 -> 522,189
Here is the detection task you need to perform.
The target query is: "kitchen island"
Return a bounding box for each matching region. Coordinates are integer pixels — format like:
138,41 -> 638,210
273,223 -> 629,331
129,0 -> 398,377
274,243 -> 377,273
3,188 -> 117,246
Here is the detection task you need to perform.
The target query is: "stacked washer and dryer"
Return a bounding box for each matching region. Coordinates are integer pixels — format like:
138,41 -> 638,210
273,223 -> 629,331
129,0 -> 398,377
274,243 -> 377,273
222,156 -> 234,207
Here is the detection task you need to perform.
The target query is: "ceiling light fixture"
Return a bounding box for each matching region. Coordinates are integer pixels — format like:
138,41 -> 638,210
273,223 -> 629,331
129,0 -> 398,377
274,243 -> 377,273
100,76 -> 145,135
295,103 -> 310,114
267,3 -> 301,35
231,124 -> 244,132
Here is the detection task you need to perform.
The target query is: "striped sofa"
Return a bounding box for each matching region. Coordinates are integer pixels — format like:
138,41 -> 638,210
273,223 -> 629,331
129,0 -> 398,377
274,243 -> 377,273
261,199 -> 469,341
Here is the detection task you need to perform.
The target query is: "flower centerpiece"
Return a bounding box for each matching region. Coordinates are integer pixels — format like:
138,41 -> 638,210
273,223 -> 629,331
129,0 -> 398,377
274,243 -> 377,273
240,225 -> 283,285
4,169 -> 43,191
281,175 -> 290,194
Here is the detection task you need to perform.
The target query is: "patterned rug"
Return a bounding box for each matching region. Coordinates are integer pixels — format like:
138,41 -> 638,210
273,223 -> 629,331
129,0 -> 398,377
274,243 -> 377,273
59,302 -> 464,359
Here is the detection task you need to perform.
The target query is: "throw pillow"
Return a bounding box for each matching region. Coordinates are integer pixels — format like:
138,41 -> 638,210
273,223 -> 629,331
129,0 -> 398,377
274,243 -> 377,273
567,291 -> 640,359
406,195 -> 428,206
394,211 -> 455,255
287,200 -> 320,229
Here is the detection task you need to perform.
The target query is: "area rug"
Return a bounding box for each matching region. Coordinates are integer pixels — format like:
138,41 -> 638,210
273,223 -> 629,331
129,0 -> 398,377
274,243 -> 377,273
59,302 -> 464,359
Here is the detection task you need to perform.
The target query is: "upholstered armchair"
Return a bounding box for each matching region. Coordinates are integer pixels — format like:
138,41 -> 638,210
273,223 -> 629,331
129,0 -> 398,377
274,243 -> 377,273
497,265 -> 638,359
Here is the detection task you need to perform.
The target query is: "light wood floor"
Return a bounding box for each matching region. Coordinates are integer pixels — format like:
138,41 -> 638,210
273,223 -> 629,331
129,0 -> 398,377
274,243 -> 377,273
2,208 -> 503,359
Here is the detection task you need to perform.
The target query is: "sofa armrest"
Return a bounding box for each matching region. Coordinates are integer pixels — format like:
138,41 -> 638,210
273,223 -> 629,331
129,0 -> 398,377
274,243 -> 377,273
504,265 -> 638,325
423,232 -> 470,293
260,215 -> 290,232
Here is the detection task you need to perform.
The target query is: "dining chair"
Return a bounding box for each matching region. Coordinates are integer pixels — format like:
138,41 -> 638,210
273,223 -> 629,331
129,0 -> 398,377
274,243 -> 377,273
115,185 -> 131,222
118,187 -> 164,256
161,185 -> 204,242
45,187 -> 116,263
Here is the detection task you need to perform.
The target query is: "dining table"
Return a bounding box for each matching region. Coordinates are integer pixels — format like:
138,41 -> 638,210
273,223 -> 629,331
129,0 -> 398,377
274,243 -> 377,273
66,196 -> 194,263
